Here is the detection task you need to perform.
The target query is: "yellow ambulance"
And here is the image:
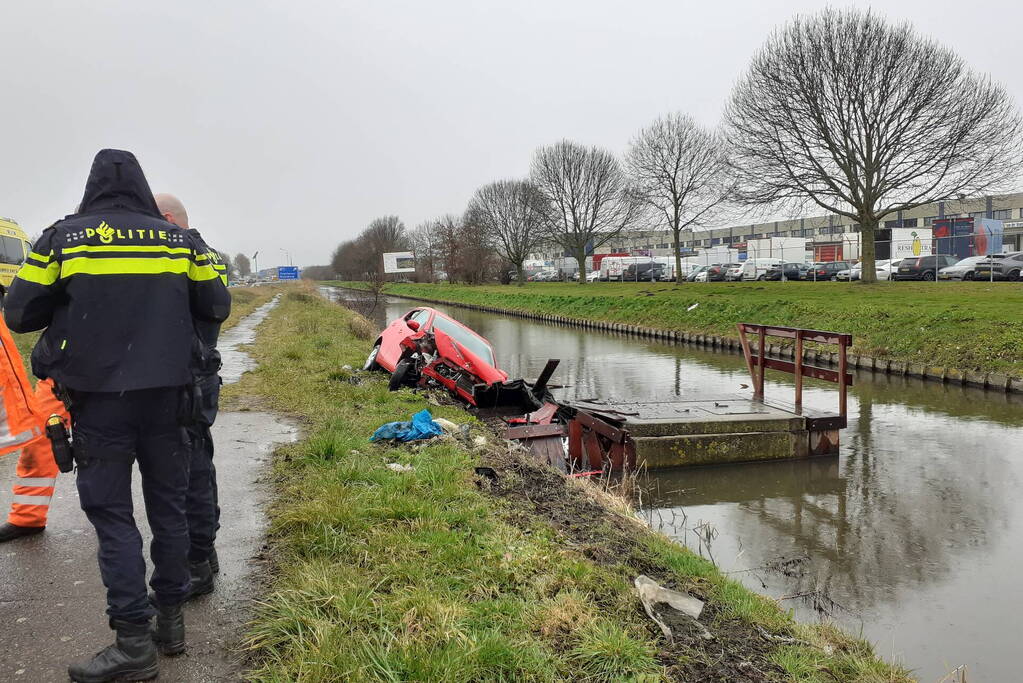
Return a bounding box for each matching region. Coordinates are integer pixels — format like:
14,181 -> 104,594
0,217 -> 31,294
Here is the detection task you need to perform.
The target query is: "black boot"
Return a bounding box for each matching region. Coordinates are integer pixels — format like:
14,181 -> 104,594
151,600 -> 186,656
68,620 -> 158,682
188,559 -> 215,599
0,522 -> 44,543
208,547 -> 219,574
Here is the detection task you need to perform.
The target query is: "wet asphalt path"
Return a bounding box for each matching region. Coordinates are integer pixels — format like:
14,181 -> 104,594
0,296 -> 297,681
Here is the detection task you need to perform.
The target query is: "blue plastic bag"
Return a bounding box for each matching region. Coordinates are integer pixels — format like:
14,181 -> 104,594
370,409 -> 444,443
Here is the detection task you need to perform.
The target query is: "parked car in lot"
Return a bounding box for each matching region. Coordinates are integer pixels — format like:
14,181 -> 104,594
973,252 -> 1023,281
835,264 -> 857,281
763,262 -> 811,281
586,270 -> 601,282
837,259 -> 898,281
702,263 -> 739,282
365,307 -> 508,405
687,265 -> 711,282
938,254 -> 1008,280
623,261 -> 666,282
893,254 -> 959,281
676,262 -> 702,281
809,261 -> 853,281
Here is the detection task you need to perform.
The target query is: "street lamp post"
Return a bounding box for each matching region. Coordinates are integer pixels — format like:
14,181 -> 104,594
251,251 -> 259,280
280,248 -> 293,267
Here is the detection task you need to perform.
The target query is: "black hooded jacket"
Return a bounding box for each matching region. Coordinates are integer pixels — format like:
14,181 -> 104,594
3,149 -> 231,392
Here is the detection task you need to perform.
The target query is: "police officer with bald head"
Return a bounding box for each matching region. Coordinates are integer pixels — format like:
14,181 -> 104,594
154,192 -> 225,599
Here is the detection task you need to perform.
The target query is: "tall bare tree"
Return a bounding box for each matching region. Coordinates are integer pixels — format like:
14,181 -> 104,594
531,140 -> 639,283
627,113 -> 731,285
725,8 -> 1023,282
363,215 -> 407,276
408,220 -> 442,282
234,252 -> 251,277
465,179 -> 546,285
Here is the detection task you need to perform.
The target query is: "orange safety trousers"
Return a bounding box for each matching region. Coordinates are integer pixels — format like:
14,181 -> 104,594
0,317 -> 63,528
8,380 -> 67,527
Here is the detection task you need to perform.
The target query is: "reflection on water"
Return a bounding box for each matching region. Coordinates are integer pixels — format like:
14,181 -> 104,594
327,288 -> 1023,681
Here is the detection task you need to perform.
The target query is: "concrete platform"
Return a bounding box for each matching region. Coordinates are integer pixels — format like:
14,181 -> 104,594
570,398 -> 820,469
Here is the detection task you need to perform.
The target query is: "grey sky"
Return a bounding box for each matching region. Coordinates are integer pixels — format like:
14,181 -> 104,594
1,1 -> 1020,267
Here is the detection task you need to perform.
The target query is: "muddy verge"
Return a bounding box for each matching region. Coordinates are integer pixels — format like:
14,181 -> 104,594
476,442 -> 785,682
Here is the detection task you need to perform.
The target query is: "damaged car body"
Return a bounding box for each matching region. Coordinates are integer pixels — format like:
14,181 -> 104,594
365,307 -> 510,406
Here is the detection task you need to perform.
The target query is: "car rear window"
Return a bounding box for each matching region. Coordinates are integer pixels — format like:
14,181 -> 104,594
431,316 -> 496,366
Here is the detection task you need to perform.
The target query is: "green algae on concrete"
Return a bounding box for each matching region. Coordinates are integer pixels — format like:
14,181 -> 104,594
635,430 -> 806,468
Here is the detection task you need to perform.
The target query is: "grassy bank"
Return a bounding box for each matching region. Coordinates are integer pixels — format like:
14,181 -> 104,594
235,284 -> 910,681
334,280 -> 1023,378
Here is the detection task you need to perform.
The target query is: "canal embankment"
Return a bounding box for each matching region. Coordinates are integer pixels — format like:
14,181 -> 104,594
238,284 -> 910,681
333,281 -> 1023,393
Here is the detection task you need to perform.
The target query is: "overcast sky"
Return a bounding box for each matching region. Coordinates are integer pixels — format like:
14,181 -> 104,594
1,1 -> 1020,267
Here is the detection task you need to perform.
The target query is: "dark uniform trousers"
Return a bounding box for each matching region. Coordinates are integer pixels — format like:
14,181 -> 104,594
72,387 -> 191,624
185,372 -> 220,563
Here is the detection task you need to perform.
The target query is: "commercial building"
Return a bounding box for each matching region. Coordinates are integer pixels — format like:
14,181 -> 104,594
529,192 -> 1023,266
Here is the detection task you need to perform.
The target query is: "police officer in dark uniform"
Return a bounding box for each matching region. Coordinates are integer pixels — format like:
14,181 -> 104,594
154,193 -> 224,598
4,149 -> 230,683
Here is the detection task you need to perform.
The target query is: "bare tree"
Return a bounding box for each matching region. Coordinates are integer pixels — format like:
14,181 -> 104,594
627,113 -> 731,285
234,253 -> 251,277
465,179 -> 546,285
531,140 -> 639,283
408,221 -> 441,282
725,8 -> 1023,282
363,215 -> 407,276
219,252 -> 234,281
458,209 -> 503,284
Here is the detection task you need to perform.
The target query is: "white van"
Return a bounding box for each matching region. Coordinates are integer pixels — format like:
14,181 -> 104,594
600,256 -> 647,281
737,258 -> 785,281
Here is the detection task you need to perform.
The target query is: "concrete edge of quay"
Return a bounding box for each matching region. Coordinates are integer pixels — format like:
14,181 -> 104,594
335,286 -> 1023,395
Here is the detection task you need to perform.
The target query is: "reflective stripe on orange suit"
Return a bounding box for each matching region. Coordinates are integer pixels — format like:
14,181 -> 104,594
0,316 -> 56,527
0,316 -> 41,456
8,379 -> 66,527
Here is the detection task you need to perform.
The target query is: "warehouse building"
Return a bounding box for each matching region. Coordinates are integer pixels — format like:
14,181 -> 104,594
530,192 -> 1023,265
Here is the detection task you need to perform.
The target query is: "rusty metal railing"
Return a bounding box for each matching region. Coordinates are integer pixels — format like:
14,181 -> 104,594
736,324 -> 852,419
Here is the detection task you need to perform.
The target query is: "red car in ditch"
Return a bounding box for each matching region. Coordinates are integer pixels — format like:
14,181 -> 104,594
364,307 -> 508,405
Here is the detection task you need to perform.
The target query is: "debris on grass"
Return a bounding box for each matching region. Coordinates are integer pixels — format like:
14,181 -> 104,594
635,574 -> 709,643
369,409 -> 444,442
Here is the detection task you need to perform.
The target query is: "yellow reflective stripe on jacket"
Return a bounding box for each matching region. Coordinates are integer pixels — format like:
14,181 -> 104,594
62,244 -> 192,256
16,261 -> 60,285
59,256 -> 221,281
28,251 -> 52,263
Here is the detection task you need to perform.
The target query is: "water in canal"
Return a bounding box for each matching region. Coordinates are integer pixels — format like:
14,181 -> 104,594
329,288 -> 1022,681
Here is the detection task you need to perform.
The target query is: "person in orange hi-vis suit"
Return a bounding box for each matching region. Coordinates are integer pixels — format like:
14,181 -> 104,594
0,314 -> 66,542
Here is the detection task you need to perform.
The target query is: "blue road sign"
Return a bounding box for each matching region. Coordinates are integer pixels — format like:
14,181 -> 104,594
278,266 -> 299,280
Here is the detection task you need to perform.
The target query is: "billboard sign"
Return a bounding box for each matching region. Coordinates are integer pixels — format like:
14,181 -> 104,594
891,229 -> 933,259
278,266 -> 299,280
383,251 -> 416,273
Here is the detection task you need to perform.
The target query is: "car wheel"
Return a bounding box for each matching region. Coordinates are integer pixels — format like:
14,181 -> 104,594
388,358 -> 415,391
923,272 -> 935,281
1010,270 -> 1021,282
363,344 -> 381,371
757,275 -> 766,281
